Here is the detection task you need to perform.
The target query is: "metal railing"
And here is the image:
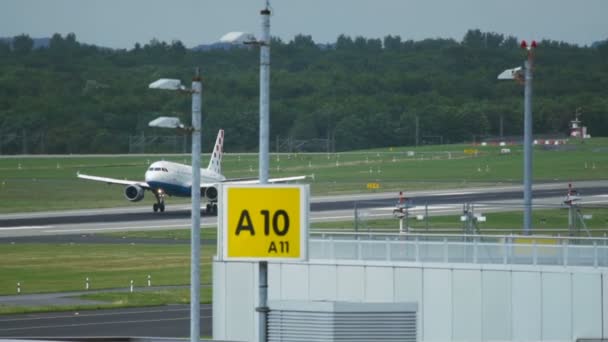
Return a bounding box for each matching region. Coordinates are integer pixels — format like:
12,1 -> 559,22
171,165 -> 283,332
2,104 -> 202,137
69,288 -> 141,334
309,232 -> 608,268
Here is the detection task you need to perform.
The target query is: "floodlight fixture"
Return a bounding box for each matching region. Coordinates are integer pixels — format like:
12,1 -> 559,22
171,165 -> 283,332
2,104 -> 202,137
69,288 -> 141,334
497,66 -> 523,80
219,31 -> 260,45
148,116 -> 186,130
149,78 -> 186,91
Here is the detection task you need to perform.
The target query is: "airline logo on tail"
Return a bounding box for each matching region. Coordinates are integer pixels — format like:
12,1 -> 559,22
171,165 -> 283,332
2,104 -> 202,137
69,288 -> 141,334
208,129 -> 224,175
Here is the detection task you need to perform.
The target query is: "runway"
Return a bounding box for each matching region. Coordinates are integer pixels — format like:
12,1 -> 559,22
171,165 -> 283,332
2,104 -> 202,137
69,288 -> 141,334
1,181 -> 608,238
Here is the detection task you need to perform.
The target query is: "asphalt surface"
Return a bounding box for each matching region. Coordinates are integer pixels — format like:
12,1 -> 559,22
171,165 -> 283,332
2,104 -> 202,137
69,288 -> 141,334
0,234 -> 198,245
0,305 -> 211,338
0,286 -> 192,307
1,181 -> 608,239
2,183 -> 608,228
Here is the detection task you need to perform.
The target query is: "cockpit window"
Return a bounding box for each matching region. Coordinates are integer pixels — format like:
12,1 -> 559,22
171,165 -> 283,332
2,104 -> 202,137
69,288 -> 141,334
148,167 -> 153,171
162,168 -> 168,172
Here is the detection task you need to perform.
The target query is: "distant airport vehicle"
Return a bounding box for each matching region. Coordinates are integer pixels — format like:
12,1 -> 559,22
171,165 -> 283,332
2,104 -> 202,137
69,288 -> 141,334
77,130 -> 306,214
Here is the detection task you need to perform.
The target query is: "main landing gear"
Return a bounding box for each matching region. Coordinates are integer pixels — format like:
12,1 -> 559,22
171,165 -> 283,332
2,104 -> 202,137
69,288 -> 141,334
206,203 -> 218,216
153,189 -> 166,213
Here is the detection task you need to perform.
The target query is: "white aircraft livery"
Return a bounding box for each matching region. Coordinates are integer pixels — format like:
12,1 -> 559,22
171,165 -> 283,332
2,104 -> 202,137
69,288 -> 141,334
77,129 -> 307,214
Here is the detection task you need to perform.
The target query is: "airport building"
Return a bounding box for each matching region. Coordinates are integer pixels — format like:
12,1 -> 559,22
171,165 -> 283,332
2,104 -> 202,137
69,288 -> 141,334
213,232 -> 608,342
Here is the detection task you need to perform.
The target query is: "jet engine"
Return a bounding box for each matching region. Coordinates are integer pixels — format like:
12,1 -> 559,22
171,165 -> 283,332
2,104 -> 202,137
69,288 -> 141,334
204,187 -> 218,201
124,185 -> 145,202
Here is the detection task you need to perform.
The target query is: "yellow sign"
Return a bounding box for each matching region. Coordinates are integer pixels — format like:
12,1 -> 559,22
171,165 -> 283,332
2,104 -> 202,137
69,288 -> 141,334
221,185 -> 309,260
513,237 -> 558,245
367,182 -> 380,190
464,149 -> 479,155
512,237 -> 559,256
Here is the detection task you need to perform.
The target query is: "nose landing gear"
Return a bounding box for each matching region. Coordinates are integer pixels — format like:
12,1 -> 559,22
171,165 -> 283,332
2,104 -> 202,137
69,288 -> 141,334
153,202 -> 165,212
153,189 -> 166,213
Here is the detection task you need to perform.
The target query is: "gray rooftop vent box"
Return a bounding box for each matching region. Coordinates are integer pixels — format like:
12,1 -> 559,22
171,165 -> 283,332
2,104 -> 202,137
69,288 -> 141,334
267,300 -> 417,342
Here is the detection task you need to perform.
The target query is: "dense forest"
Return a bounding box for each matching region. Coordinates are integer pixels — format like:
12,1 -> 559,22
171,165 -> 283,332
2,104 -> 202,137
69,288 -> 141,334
0,30 -> 607,154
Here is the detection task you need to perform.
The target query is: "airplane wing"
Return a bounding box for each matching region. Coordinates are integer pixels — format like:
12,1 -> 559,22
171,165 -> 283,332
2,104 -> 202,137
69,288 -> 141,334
77,173 -> 150,188
268,175 -> 309,183
199,175 -> 310,188
222,175 -> 308,185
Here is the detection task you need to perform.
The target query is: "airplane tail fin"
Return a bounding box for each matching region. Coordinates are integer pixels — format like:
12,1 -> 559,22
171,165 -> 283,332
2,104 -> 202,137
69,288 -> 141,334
207,129 -> 224,174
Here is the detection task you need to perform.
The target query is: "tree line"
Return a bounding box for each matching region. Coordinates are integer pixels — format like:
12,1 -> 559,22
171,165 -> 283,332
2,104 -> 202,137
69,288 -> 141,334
0,30 -> 606,154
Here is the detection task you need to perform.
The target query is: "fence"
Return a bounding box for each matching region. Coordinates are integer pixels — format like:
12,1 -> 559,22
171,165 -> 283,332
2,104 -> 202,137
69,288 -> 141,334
309,232 -> 608,268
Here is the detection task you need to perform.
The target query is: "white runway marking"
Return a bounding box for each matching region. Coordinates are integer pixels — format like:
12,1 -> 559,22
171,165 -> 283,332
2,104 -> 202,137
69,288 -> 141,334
314,215 -> 353,221
46,224 -> 190,233
369,205 -> 459,212
0,225 -> 54,230
432,191 -> 476,196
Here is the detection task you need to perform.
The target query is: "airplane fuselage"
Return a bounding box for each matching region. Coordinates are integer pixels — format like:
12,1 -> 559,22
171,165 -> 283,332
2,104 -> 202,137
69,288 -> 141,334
145,160 -> 225,197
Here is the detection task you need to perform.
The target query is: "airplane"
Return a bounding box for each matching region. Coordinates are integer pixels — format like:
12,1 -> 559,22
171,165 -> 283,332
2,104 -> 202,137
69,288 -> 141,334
77,129 -> 307,214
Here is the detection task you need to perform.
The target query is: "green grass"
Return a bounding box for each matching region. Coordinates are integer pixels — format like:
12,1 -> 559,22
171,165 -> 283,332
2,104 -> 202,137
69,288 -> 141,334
78,288 -> 205,305
0,243 -> 216,296
104,228 -> 218,240
1,137 -> 607,213
0,288 -> 211,315
0,241 -> 217,315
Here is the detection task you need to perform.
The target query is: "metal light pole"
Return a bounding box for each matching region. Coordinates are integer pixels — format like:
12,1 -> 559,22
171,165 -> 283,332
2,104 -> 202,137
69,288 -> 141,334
497,40 -> 536,235
258,5 -> 271,342
218,4 -> 272,340
259,4 -> 271,184
522,41 -> 536,235
190,68 -> 202,342
148,70 -> 202,342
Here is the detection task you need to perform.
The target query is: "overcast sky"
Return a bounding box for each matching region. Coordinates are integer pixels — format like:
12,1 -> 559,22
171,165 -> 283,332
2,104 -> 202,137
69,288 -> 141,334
1,0 -> 607,49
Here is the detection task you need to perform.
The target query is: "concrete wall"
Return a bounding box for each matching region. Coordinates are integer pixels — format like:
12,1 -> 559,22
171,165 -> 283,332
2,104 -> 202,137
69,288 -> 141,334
213,261 -> 257,342
213,259 -> 607,342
